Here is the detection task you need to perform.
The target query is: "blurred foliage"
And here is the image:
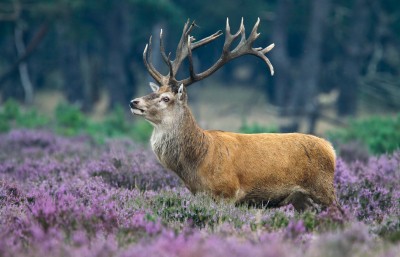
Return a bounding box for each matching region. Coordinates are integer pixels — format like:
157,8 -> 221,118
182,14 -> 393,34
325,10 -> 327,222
154,193 -> 220,228
268,211 -> 290,229
54,104 -> 87,136
0,99 -> 152,143
329,115 -> 400,154
1,0 -> 400,133
239,122 -> 278,134
2,100 -> 400,155
0,99 -> 49,132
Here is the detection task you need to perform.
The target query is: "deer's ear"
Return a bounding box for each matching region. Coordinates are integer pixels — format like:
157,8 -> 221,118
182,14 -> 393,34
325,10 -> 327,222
149,82 -> 159,92
177,84 -> 186,101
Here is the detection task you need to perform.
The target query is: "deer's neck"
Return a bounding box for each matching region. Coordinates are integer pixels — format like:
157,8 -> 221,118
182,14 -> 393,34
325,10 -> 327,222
150,106 -> 209,191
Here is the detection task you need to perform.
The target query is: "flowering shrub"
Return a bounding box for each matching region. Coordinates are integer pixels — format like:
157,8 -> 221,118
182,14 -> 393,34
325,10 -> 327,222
329,114 -> 400,154
0,129 -> 399,256
0,99 -> 153,143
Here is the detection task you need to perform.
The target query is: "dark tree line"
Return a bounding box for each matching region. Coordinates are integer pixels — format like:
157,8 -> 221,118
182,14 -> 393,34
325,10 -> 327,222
0,0 -> 399,129
267,0 -> 400,132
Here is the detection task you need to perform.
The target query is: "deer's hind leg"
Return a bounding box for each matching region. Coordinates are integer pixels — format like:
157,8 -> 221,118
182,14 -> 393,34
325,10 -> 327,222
280,188 -> 317,212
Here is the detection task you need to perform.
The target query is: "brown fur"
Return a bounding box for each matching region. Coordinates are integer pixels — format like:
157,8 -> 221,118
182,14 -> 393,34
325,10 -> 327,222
131,85 -> 338,211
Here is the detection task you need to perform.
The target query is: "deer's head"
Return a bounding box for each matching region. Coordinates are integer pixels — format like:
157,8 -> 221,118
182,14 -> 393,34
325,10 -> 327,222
130,83 -> 187,125
130,18 -> 275,126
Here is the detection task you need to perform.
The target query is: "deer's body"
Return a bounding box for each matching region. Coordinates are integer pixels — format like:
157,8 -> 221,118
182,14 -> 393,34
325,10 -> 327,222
131,18 -> 339,211
150,100 -> 336,209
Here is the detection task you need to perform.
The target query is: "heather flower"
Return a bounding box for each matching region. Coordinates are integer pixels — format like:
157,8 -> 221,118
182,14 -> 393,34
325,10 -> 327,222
1,129 -> 400,256
284,220 -> 306,240
71,230 -> 89,247
308,222 -> 374,257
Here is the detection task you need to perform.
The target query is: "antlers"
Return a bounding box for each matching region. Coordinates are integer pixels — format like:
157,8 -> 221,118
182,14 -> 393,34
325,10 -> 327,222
143,18 -> 274,91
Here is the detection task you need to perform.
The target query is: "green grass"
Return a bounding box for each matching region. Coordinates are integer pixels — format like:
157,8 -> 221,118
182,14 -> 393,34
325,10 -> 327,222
239,121 -> 278,134
0,99 -> 153,143
3,98 -> 399,155
328,114 -> 400,154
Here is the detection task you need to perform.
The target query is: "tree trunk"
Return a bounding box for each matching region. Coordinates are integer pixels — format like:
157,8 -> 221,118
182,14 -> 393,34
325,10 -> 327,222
270,0 -> 292,112
80,45 -> 98,112
58,25 -> 85,108
287,0 -> 331,133
14,22 -> 34,105
337,0 -> 369,115
104,2 -> 134,110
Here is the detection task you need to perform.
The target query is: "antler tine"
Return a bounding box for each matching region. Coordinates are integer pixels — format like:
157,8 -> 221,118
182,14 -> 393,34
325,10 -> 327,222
226,18 -> 245,39
223,17 -> 244,53
226,17 -> 231,37
159,29 -> 169,63
223,18 -> 233,53
186,20 -> 196,37
262,43 -> 275,54
238,17 -> 246,44
191,30 -> 223,49
143,36 -> 163,83
236,17 -> 275,75
160,29 -> 174,77
166,53 -> 174,78
251,48 -> 275,75
171,19 -> 191,76
175,19 -> 192,57
248,17 -> 261,43
187,35 -> 197,81
234,17 -> 245,39
246,17 -> 274,75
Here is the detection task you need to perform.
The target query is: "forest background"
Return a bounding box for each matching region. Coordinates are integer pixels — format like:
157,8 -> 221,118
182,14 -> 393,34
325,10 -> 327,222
0,0 -> 399,137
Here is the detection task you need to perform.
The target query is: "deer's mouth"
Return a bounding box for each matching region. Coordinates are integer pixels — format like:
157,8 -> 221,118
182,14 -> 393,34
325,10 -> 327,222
131,107 -> 145,115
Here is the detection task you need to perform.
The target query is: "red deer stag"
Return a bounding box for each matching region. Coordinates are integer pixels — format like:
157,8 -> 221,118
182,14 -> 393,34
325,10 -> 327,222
130,18 -> 338,211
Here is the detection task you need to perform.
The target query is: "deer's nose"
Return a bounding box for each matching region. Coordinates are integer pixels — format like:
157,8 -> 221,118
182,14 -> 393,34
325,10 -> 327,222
129,99 -> 140,109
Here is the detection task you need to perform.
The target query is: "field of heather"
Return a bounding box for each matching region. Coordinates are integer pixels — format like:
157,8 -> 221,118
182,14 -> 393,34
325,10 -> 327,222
0,129 -> 400,257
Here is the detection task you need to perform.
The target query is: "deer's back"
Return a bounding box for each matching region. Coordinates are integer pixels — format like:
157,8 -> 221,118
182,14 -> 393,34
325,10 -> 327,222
199,131 -> 336,204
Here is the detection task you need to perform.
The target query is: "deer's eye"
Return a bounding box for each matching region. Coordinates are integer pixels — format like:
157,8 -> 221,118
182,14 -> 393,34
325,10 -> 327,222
162,96 -> 170,103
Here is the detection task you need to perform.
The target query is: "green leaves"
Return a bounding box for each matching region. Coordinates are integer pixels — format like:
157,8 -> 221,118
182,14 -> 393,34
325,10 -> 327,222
0,99 -> 49,132
329,115 -> 400,154
0,101 -> 153,143
239,122 -> 278,134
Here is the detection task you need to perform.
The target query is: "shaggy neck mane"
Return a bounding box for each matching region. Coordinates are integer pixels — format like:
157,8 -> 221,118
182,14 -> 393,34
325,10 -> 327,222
151,105 -> 209,190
